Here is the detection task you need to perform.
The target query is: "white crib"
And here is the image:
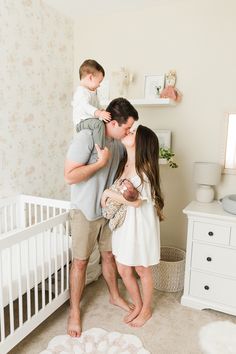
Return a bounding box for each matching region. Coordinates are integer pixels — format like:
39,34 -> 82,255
0,195 -> 71,353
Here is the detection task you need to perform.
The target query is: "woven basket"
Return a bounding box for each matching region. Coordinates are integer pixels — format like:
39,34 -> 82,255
152,246 -> 186,292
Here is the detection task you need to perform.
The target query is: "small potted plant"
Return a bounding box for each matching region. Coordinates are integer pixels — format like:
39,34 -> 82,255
160,147 -> 178,168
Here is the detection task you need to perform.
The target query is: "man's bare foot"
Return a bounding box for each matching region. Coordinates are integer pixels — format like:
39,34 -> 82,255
124,305 -> 142,323
109,296 -> 133,312
129,310 -> 152,327
67,310 -> 82,337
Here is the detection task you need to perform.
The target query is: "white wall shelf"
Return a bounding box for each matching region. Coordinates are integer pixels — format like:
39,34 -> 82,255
159,158 -> 168,165
100,98 -> 175,107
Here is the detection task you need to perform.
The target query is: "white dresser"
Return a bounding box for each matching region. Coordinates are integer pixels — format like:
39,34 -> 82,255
181,201 -> 236,316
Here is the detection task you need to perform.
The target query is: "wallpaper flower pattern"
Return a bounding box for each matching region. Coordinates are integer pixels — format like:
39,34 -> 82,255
0,0 -> 74,200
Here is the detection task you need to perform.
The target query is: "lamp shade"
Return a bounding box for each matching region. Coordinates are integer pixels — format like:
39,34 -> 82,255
193,162 -> 221,186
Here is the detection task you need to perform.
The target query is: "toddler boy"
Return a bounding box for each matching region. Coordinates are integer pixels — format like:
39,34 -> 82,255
72,59 -> 111,148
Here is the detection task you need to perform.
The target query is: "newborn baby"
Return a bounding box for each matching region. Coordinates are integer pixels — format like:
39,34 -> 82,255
102,178 -> 139,230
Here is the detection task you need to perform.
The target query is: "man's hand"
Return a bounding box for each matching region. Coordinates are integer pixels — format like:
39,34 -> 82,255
101,190 -> 109,208
95,144 -> 110,168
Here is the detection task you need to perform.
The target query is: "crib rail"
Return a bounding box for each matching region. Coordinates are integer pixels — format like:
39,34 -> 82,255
0,211 -> 71,354
0,194 -> 70,235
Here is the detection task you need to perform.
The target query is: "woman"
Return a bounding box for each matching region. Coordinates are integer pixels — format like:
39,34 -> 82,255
102,124 -> 164,327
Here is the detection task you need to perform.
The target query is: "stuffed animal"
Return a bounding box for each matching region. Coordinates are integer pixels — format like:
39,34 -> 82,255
160,70 -> 182,102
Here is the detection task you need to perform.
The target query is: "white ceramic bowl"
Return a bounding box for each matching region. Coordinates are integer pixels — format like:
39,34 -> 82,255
221,194 -> 236,215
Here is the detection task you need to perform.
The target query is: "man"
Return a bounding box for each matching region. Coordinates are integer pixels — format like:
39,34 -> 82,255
64,97 -> 139,337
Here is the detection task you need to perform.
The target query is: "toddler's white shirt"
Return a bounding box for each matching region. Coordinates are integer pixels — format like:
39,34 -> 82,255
72,85 -> 101,126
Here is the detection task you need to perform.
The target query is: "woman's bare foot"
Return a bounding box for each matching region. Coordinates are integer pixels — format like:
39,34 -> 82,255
109,296 -> 133,312
124,305 -> 142,323
67,310 -> 82,337
129,310 -> 152,327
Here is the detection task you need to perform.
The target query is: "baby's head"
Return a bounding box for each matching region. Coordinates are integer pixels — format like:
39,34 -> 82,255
79,59 -> 105,91
119,179 -> 139,202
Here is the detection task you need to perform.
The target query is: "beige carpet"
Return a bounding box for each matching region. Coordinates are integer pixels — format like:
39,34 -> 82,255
9,276 -> 236,354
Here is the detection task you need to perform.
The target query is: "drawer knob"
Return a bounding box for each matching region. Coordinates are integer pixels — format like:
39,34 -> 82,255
206,257 -> 212,262
208,231 -> 214,236
204,285 -> 210,290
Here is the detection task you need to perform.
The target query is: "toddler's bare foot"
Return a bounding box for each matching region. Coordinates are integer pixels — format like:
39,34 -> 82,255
67,310 -> 82,337
124,305 -> 142,323
109,296 -> 133,312
130,310 -> 152,327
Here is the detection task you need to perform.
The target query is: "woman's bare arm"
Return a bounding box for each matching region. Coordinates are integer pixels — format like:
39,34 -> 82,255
103,189 -> 141,208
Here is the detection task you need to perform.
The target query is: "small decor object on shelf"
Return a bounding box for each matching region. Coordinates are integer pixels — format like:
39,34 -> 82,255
160,70 -> 182,102
144,74 -> 165,99
112,67 -> 134,96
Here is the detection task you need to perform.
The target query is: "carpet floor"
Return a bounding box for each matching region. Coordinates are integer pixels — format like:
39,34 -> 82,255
9,276 -> 236,354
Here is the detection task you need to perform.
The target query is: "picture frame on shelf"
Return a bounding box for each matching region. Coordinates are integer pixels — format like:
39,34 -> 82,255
97,78 -> 110,102
144,74 -> 165,99
154,129 -> 171,149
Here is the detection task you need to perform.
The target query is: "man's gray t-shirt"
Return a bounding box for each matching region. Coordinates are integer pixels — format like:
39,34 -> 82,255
66,130 -> 124,221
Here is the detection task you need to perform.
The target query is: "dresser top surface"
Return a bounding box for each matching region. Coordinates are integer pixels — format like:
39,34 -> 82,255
183,201 -> 236,221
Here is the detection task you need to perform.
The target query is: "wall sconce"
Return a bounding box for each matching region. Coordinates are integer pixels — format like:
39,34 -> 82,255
193,162 -> 222,203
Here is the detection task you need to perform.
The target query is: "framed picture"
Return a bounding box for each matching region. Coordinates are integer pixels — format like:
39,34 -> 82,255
154,129 -> 171,149
144,74 -> 165,99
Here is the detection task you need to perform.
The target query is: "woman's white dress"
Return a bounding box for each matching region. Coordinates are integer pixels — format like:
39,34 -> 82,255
112,175 -> 160,267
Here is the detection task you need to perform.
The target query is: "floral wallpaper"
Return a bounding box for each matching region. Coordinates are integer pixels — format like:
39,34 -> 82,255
0,0 -> 73,200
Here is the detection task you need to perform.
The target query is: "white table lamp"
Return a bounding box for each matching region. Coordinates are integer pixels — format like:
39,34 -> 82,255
193,162 -> 221,203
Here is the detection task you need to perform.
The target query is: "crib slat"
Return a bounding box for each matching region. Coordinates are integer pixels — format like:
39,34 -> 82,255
34,204 -> 38,225
54,226 -> 58,297
0,252 -> 5,340
41,232 -> 46,308
66,220 -> 69,289
60,224 -> 64,293
26,241 -> 31,320
8,248 -> 14,334
4,206 -> 7,233
10,204 -> 14,231
40,205 -> 43,223
28,204 -> 32,227
17,243 -> 23,327
47,230 -> 52,303
33,237 -> 38,314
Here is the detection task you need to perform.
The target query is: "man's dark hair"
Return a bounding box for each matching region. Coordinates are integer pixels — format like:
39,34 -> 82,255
106,97 -> 139,125
79,59 -> 105,79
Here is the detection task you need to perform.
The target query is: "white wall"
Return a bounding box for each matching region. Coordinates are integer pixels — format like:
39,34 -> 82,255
74,0 -> 236,249
0,0 -> 74,200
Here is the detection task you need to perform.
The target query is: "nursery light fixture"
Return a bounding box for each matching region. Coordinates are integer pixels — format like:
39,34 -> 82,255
193,162 -> 222,203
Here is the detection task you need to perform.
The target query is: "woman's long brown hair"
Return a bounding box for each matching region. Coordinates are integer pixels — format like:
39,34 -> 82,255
116,125 -> 164,220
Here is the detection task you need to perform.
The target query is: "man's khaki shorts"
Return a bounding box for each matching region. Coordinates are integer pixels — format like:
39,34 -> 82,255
70,209 -> 112,260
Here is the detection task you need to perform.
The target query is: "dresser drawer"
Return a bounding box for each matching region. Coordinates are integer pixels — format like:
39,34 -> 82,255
192,243 -> 236,278
193,222 -> 230,245
190,270 -> 236,307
